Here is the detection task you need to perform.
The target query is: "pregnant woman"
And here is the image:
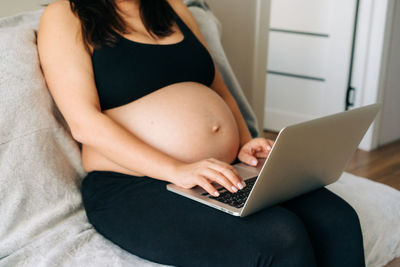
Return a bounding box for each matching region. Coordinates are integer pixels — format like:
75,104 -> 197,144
37,0 -> 366,266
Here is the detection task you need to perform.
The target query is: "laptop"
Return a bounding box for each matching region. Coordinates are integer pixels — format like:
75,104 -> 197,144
167,104 -> 381,217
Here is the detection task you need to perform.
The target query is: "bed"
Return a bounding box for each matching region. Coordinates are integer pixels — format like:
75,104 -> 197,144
0,1 -> 399,266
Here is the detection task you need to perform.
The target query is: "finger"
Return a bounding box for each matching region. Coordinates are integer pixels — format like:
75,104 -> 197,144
203,168 -> 237,193
255,140 -> 274,157
256,138 -> 273,152
254,146 -> 264,152
238,150 -> 258,166
206,159 -> 245,189
197,176 -> 220,197
267,139 -> 274,151
255,151 -> 268,158
209,158 -> 246,188
207,158 -> 242,179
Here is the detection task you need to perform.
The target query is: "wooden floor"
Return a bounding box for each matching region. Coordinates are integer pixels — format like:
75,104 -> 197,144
263,130 -> 400,190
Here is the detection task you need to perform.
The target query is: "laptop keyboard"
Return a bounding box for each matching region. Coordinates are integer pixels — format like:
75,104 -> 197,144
204,177 -> 257,209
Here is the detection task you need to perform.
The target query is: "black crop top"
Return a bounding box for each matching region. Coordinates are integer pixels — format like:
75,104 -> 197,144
92,14 -> 216,111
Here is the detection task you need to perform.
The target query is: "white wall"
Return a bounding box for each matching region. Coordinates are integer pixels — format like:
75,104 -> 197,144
0,0 -> 48,18
378,0 -> 400,146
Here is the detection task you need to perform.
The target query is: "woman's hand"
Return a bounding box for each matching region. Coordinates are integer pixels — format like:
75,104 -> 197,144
172,158 -> 246,197
238,138 -> 275,166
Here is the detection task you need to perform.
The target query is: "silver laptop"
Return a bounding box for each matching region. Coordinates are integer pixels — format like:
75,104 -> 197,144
167,104 -> 381,217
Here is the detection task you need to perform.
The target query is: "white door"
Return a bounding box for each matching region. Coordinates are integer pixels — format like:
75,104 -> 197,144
264,0 -> 358,131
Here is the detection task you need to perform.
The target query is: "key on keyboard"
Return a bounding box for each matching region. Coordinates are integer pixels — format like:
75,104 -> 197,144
207,177 -> 257,208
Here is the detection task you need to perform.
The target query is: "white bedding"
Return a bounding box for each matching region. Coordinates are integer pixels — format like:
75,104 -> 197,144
0,5 -> 399,267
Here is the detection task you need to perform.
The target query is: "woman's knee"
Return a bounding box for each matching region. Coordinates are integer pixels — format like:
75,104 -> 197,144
340,200 -> 362,228
323,192 -> 363,235
302,191 -> 365,266
287,188 -> 363,235
247,209 -> 317,266
332,198 -> 364,248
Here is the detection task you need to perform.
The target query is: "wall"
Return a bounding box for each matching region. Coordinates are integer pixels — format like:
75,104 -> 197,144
0,0 -> 48,18
378,0 -> 400,146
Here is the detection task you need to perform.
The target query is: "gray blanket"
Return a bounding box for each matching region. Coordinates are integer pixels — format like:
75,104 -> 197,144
0,5 -> 399,267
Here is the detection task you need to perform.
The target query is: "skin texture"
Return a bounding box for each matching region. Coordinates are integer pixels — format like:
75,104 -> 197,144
37,0 -> 274,196
99,83 -> 241,167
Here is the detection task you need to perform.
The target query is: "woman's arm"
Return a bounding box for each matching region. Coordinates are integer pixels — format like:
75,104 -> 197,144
37,1 -> 244,196
38,1 -> 182,182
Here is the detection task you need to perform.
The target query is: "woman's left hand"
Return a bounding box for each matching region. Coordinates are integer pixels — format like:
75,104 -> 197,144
238,137 -> 275,166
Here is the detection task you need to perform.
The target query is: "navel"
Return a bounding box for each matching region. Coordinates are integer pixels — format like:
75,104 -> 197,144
212,124 -> 220,133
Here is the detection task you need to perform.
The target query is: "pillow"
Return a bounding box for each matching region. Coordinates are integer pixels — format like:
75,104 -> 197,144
0,23 -> 80,260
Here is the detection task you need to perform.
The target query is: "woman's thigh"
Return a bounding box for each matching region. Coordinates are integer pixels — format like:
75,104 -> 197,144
82,171 -> 317,267
281,187 -> 365,267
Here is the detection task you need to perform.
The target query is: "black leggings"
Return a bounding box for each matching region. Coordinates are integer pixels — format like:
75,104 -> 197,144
81,170 -> 365,267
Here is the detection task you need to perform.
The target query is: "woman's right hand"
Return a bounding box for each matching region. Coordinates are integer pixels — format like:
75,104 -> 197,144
172,158 -> 246,197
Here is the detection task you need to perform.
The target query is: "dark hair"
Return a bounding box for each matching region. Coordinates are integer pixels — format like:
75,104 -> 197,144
68,0 -> 177,52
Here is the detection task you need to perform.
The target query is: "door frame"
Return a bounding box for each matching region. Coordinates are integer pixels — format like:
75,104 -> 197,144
351,0 -> 396,150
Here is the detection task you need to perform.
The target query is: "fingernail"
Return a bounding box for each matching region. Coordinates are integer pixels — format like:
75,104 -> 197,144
252,159 -> 257,166
241,181 -> 246,187
237,182 -> 244,190
267,146 -> 271,151
231,186 -> 238,192
214,191 -> 220,197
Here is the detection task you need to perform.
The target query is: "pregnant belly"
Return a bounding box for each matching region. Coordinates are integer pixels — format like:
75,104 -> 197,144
81,82 -> 240,176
